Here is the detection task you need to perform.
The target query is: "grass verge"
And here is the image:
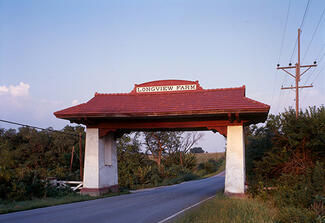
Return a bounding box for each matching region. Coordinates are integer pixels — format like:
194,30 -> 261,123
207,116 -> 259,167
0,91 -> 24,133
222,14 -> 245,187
0,190 -> 129,214
174,193 -> 277,223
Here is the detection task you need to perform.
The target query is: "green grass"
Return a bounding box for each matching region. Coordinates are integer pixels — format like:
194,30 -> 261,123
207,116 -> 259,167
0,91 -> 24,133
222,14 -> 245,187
174,193 -> 277,223
0,190 -> 129,214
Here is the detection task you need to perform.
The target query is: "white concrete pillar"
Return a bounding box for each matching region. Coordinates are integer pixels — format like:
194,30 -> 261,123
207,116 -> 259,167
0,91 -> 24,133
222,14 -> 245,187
225,125 -> 245,195
81,128 -> 118,196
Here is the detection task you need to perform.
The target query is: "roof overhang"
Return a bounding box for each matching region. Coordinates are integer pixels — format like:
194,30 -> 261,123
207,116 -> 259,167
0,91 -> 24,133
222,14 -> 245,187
54,80 -> 270,131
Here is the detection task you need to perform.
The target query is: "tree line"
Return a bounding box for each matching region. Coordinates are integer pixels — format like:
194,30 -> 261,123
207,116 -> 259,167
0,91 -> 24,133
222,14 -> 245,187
1,106 -> 324,221
0,127 -> 222,201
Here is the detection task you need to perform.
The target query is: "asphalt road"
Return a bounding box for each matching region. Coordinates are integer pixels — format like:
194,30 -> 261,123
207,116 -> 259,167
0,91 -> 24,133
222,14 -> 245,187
0,172 -> 225,223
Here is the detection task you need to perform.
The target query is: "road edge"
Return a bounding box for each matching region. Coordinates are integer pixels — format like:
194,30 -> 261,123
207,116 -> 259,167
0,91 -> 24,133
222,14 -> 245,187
157,195 -> 216,223
131,171 -> 225,194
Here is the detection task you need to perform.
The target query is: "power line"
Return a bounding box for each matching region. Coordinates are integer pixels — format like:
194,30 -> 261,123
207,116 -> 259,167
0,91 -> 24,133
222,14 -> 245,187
318,51 -> 325,64
311,63 -> 325,84
290,38 -> 298,63
275,63 -> 293,113
302,5 -> 325,63
0,119 -> 82,137
273,0 -> 292,110
301,63 -> 325,106
302,42 -> 325,86
300,0 -> 311,29
278,0 -> 292,64
290,0 -> 312,63
275,87 -> 291,114
316,42 -> 325,61
302,50 -> 325,85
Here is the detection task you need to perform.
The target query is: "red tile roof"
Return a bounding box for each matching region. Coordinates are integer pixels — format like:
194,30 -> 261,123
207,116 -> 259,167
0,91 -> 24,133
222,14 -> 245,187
54,80 -> 269,121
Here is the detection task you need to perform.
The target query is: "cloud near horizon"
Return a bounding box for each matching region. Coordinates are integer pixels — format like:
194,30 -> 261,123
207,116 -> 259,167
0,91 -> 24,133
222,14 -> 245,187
0,82 -> 30,97
0,82 -> 68,130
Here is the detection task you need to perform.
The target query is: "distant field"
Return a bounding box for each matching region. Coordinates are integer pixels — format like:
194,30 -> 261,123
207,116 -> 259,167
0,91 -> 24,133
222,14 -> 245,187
194,152 -> 225,164
147,152 -> 225,164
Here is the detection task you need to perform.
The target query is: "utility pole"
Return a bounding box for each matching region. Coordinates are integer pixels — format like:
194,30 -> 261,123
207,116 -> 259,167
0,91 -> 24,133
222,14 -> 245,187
277,28 -> 317,118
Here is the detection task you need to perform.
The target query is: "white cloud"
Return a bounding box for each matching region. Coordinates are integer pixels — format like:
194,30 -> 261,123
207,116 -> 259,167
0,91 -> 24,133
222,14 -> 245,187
0,86 -> 9,95
0,82 -> 72,130
9,82 -> 30,97
72,99 -> 79,106
0,82 -> 30,97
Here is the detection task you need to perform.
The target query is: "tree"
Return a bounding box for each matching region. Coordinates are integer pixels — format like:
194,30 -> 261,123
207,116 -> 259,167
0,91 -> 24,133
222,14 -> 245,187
143,131 -> 202,168
143,131 -> 181,171
190,147 -> 205,154
117,133 -> 154,188
246,107 -> 325,220
0,125 -> 86,200
178,132 -> 203,166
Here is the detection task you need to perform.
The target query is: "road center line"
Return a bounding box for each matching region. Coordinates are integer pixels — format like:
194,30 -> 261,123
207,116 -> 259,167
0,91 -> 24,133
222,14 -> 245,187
157,195 -> 216,223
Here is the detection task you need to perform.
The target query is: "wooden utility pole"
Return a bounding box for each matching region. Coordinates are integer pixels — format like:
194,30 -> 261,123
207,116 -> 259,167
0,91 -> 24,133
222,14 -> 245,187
70,146 -> 75,172
277,28 -> 317,118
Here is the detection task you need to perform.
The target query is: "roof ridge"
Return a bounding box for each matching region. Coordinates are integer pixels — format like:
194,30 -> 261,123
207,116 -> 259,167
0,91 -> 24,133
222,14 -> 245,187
94,85 -> 245,96
203,85 -> 245,91
135,79 -> 198,85
95,92 -> 131,96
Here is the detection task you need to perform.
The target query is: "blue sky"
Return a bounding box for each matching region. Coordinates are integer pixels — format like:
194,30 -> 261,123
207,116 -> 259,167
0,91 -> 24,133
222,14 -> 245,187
1,0 -> 324,152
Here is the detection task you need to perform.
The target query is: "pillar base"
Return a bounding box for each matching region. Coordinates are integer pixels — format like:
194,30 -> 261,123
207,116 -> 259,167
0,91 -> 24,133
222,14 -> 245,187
224,192 -> 246,198
81,185 -> 119,196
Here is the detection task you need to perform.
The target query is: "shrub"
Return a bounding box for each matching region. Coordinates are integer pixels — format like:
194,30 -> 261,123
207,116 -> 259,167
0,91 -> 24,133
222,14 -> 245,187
312,161 -> 325,193
163,152 -> 197,170
272,173 -> 313,209
183,172 -> 198,181
150,172 -> 161,187
197,158 -> 224,176
44,184 -> 73,198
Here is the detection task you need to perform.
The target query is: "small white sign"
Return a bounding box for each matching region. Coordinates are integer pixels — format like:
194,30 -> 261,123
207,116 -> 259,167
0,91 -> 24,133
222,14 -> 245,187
136,84 -> 196,93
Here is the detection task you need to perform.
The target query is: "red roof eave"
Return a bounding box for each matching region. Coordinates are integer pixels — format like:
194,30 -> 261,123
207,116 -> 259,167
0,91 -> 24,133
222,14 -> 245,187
54,107 -> 270,119
54,83 -> 270,123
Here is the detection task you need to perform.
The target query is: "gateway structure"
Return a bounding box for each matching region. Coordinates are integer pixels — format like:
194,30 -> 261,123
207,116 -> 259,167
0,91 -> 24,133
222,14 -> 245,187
54,80 -> 270,196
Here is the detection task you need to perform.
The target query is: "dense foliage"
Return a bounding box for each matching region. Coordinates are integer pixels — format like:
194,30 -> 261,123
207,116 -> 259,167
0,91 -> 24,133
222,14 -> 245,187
246,106 -> 325,222
116,133 -> 159,189
0,126 -> 85,201
116,132 -> 219,190
0,127 -> 223,201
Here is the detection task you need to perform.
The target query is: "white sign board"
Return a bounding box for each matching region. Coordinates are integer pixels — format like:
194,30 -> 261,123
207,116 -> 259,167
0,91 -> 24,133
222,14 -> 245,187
136,84 -> 196,93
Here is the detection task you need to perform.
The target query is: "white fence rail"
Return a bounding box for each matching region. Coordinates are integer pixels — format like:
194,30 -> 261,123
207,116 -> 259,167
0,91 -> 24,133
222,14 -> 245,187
50,179 -> 83,191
